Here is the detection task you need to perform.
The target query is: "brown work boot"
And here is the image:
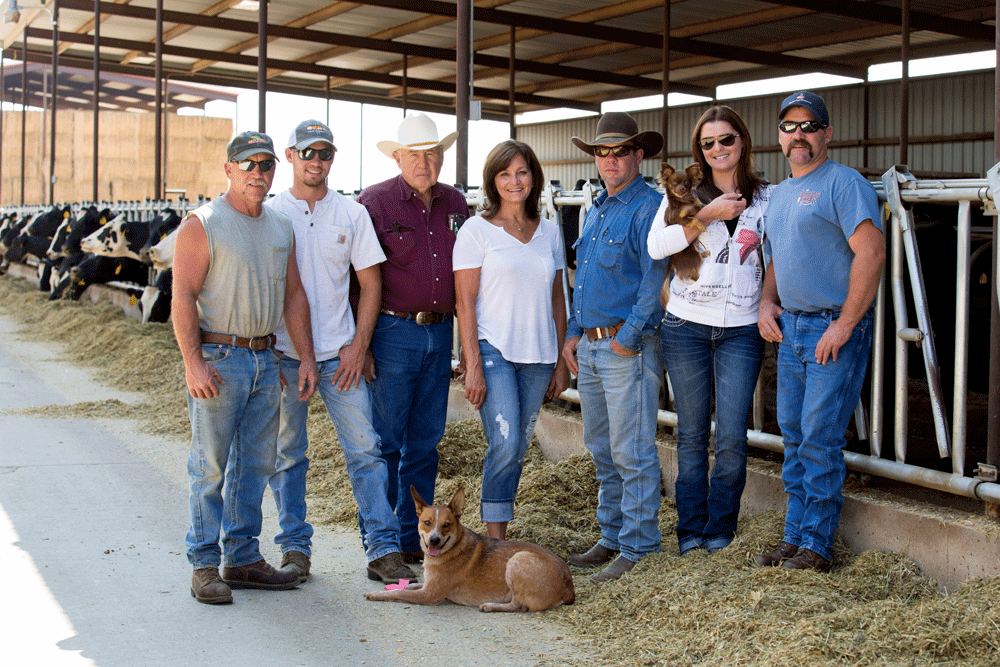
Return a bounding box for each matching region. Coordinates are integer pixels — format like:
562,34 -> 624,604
567,543 -> 617,568
781,548 -> 832,572
401,550 -> 424,565
593,555 -> 637,583
191,568 -> 233,605
752,541 -> 799,568
366,552 -> 417,584
222,559 -> 299,590
281,550 -> 311,582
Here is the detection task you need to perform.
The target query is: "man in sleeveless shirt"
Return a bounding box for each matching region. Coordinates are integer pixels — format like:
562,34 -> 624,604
173,131 -> 319,604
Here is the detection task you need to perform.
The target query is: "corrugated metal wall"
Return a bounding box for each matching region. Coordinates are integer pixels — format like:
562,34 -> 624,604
518,70 -> 995,190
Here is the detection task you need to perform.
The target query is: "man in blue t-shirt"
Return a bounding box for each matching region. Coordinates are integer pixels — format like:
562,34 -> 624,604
755,91 -> 885,572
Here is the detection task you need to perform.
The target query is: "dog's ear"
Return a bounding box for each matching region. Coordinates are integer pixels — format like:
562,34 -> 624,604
449,486 -> 466,518
685,162 -> 702,183
410,485 -> 428,515
657,162 -> 676,188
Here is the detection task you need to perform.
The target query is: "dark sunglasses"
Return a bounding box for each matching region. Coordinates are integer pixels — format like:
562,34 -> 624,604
779,120 -> 828,134
593,145 -> 637,158
232,158 -> 275,172
699,133 -> 739,150
298,147 -> 334,161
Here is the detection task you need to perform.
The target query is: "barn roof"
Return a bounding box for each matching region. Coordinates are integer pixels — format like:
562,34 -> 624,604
0,1 -> 994,121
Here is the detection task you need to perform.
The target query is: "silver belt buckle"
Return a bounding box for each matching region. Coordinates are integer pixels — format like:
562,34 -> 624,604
415,311 -> 434,325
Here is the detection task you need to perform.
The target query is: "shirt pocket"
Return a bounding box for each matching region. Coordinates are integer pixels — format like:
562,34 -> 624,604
596,231 -> 626,269
320,225 -> 353,263
380,227 -> 416,262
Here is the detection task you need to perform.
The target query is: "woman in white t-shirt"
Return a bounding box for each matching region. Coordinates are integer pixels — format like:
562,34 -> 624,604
453,140 -> 570,540
646,105 -> 771,556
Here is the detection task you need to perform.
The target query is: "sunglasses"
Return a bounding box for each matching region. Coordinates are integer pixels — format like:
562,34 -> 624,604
699,133 -> 739,150
593,145 -> 637,158
232,158 -> 276,172
779,120 -> 828,134
297,147 -> 334,161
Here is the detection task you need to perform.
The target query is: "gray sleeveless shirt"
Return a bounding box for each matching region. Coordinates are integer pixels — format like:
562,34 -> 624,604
191,196 -> 293,338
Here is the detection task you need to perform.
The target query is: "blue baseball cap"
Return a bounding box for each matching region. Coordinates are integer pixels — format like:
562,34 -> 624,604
779,91 -> 829,125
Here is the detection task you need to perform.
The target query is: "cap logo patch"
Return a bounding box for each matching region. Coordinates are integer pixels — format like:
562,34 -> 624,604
248,136 -> 266,143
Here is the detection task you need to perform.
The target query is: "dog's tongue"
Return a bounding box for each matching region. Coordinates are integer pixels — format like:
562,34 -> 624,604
427,547 -> 441,557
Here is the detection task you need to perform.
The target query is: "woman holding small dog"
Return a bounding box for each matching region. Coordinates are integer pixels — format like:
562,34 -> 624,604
647,105 -> 772,556
454,140 -> 570,540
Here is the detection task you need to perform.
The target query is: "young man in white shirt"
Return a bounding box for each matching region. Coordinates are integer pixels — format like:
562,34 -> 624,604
269,120 -> 416,585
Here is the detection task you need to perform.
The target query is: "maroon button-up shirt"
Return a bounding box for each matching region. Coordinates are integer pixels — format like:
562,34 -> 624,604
357,174 -> 468,313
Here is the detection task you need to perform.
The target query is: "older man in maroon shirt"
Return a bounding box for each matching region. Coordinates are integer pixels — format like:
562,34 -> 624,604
356,113 -> 468,564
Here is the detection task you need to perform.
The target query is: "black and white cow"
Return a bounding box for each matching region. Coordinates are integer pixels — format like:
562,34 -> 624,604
80,213 -> 153,261
50,254 -> 149,301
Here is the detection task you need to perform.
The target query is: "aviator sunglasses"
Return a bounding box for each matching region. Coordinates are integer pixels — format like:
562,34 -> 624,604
779,120 -> 828,134
593,145 -> 637,158
699,133 -> 739,150
297,147 -> 334,161
232,158 -> 276,172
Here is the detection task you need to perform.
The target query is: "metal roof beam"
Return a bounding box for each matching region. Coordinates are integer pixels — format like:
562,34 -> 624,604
32,28 -> 600,112
759,0 -> 994,43
45,50 -> 516,123
59,0 -> 677,94
349,0 -> 867,78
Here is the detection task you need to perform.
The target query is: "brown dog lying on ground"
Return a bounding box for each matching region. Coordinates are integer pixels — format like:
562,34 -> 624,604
364,486 -> 576,612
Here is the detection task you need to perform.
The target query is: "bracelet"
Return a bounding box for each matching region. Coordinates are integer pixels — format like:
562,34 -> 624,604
683,218 -> 707,233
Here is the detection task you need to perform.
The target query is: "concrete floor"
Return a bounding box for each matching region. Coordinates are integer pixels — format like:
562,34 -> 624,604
0,313 -> 589,667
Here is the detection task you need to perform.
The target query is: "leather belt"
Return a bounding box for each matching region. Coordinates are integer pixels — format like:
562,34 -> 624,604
585,322 -> 624,341
200,331 -> 276,351
380,309 -> 449,325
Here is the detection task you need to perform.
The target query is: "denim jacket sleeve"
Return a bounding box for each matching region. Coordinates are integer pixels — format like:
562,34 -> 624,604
617,194 -> 668,351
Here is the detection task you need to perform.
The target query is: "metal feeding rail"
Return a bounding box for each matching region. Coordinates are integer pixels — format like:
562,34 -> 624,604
4,167 -> 999,506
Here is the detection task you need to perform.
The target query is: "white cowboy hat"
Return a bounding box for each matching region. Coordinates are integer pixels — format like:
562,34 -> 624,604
377,113 -> 459,158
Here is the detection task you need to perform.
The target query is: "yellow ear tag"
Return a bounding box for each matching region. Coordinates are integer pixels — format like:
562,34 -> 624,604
129,295 -> 138,306
99,217 -> 106,225
63,211 -> 70,219
67,225 -> 72,232
114,265 -> 122,275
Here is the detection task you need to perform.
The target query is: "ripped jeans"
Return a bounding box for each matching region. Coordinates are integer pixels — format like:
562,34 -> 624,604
477,339 -> 555,523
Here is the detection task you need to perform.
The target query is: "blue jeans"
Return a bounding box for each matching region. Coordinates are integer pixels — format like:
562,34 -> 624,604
660,315 -> 763,554
273,356 -> 401,562
777,309 -> 873,561
477,340 -> 555,523
575,333 -> 663,562
367,314 -> 453,552
186,344 -> 281,569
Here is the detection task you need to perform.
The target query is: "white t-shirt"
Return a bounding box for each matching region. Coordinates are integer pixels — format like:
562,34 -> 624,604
268,188 -> 386,362
452,215 -> 565,364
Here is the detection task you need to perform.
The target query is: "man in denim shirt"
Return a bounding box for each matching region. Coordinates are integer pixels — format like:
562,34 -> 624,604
561,112 -> 668,582
755,91 -> 884,572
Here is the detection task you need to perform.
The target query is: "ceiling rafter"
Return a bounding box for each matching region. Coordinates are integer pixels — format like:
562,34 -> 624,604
386,3 -> 817,101
35,27 -> 600,112
188,1 -> 365,73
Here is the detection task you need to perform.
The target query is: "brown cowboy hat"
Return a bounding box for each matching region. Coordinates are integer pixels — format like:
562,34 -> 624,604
571,111 -> 663,157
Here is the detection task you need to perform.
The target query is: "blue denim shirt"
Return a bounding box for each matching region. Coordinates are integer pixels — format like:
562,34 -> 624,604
567,176 -> 668,351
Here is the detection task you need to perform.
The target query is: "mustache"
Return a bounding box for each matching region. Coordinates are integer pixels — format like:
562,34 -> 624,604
785,141 -> 814,159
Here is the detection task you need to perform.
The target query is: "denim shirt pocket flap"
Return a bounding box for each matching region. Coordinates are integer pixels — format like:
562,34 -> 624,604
596,231 -> 626,268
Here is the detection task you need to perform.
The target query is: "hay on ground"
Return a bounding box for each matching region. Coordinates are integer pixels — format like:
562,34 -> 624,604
2,273 -> 998,667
